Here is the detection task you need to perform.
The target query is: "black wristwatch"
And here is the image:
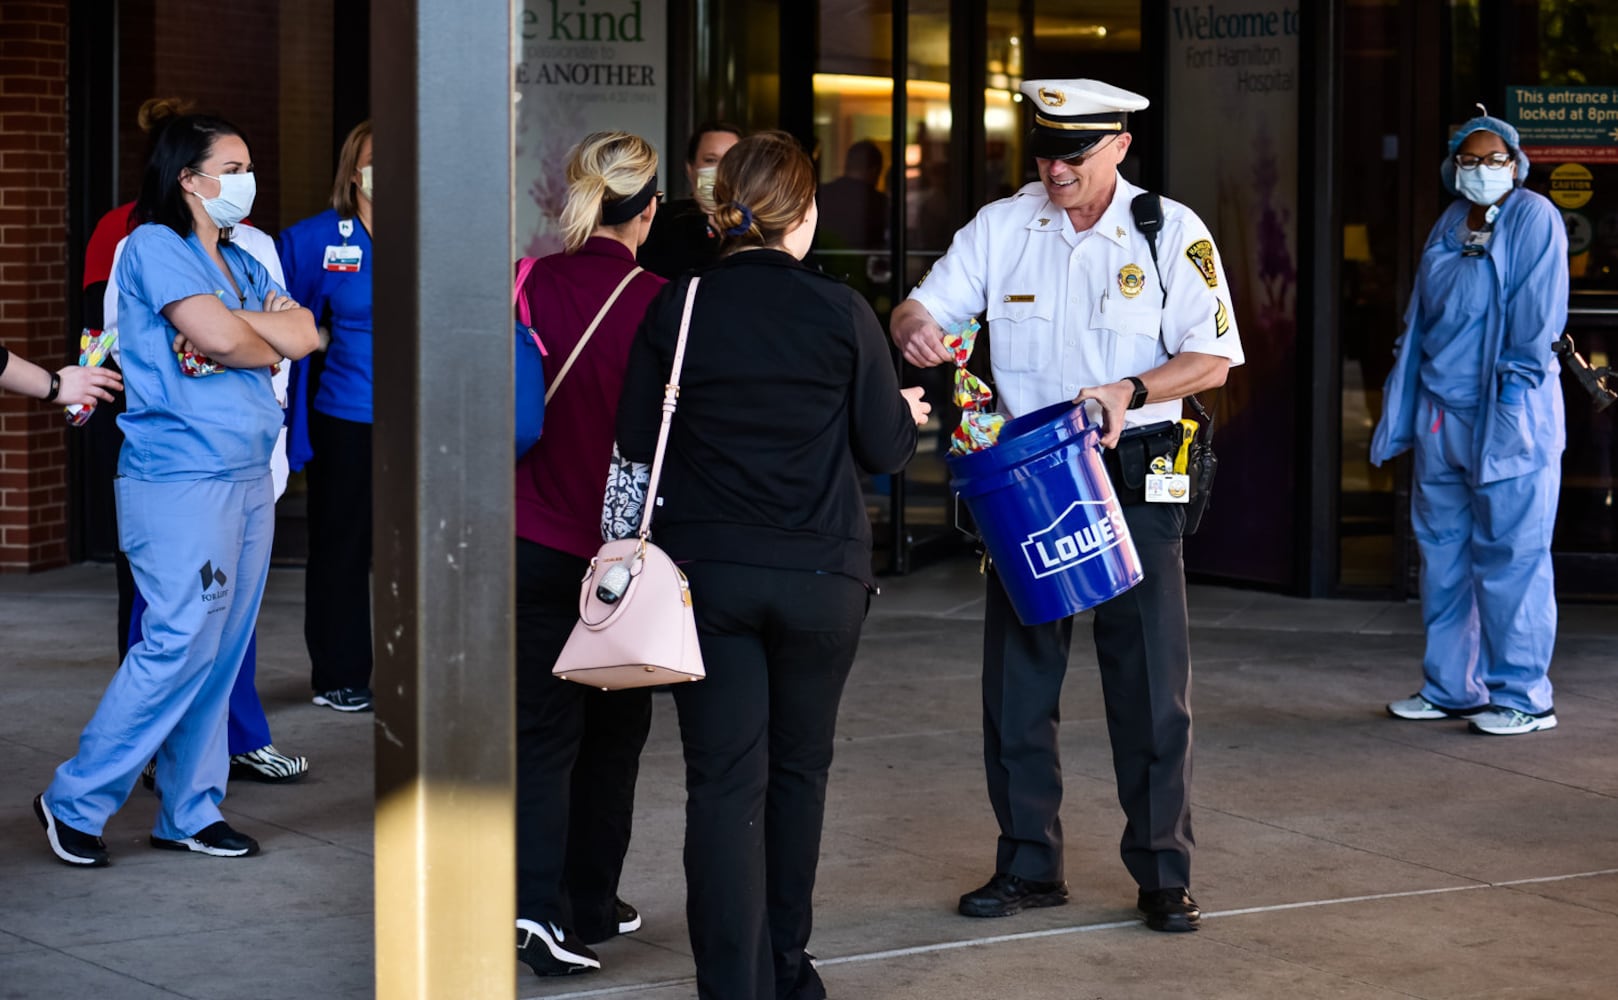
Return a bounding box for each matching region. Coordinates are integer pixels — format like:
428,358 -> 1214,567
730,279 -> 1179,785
1124,375 -> 1148,410
44,372 -> 61,402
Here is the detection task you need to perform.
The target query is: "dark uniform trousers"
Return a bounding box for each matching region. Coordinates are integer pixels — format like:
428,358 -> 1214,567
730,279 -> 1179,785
673,561 -> 867,1000
305,410 -> 375,692
982,500 -> 1194,891
515,539 -> 654,940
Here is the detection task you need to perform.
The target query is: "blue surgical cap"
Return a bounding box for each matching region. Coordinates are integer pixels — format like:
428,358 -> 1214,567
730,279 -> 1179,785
1440,110 -> 1530,196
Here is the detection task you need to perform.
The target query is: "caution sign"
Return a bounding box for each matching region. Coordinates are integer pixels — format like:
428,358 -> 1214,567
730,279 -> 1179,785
1549,163 -> 1593,209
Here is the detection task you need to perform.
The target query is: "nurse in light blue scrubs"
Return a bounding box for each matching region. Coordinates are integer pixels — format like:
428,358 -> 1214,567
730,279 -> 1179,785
1372,110 -> 1568,737
35,115 -> 319,866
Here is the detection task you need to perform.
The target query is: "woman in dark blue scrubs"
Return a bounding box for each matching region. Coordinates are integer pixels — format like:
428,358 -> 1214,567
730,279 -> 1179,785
280,120 -> 377,712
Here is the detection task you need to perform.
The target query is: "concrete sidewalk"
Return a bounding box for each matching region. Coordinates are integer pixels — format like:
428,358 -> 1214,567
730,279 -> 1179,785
2,559 -> 1615,999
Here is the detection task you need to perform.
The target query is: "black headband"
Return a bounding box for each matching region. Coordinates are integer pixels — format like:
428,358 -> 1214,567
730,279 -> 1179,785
600,176 -> 658,225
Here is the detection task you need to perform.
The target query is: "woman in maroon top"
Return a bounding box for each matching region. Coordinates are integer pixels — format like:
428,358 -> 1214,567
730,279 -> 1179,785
513,131 -> 667,979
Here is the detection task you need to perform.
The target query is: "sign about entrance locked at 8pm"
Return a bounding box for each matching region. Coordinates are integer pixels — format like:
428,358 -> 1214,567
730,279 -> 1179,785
1506,85 -> 1618,287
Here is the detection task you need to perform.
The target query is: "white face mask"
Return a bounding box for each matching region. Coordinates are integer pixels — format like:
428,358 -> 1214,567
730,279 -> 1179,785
192,170 -> 256,228
693,165 -> 718,211
1455,162 -> 1513,207
358,164 -> 373,201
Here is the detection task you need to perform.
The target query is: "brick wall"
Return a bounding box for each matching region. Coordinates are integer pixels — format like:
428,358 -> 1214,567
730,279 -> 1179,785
0,1 -> 71,571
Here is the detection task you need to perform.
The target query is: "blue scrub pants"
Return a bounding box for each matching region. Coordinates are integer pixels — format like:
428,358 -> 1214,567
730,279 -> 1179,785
45,475 -> 275,840
1412,396 -> 1558,714
129,589 -> 271,755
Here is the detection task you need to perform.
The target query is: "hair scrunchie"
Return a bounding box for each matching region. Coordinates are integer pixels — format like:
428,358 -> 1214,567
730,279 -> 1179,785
722,203 -> 755,237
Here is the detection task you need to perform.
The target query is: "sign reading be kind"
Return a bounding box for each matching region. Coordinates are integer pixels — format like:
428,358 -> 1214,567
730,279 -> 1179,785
515,0 -> 668,258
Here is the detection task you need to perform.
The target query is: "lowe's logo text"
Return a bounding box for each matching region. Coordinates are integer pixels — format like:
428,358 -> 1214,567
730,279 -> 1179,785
1021,500 -> 1128,579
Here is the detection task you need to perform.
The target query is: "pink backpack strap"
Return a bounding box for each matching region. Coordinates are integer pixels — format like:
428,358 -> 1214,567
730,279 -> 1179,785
513,257 -> 546,355
513,256 -> 539,327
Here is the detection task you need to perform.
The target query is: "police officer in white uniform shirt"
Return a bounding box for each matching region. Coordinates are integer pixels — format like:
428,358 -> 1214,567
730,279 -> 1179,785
891,79 -> 1245,932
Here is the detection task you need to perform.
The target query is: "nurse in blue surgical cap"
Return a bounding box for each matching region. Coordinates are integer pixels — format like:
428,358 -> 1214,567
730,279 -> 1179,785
1371,106 -> 1567,736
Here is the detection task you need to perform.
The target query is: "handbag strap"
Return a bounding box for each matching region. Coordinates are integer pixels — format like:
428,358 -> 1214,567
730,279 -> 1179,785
638,276 -> 699,540
544,265 -> 644,404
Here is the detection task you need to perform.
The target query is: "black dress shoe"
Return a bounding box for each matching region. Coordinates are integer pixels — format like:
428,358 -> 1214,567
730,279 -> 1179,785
1137,887 -> 1200,932
958,872 -> 1069,918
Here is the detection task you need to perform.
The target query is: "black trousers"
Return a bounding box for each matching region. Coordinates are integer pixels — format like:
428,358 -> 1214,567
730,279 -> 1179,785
515,539 -> 653,941
982,501 -> 1194,891
304,411 -> 374,692
673,562 -> 868,1000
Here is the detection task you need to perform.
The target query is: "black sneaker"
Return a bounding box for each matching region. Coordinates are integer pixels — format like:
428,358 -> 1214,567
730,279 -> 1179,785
958,872 -> 1069,917
615,898 -> 641,935
140,759 -> 157,793
150,820 -> 260,857
230,745 -> 310,783
517,919 -> 600,976
312,687 -> 373,712
34,794 -> 109,867
579,897 -> 642,945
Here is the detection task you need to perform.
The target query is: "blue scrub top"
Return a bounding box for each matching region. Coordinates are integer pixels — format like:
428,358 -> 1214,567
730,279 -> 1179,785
279,208 -> 374,424
1415,221 -> 1494,412
114,224 -> 286,482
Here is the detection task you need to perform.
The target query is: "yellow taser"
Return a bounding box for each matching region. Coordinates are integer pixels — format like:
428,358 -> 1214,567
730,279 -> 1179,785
1174,420 -> 1199,474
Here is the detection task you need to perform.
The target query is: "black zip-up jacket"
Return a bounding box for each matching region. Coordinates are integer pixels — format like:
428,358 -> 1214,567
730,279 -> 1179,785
616,248 -> 918,585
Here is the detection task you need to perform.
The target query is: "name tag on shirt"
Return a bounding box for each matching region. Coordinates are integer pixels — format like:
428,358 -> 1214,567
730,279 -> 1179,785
324,245 -> 363,272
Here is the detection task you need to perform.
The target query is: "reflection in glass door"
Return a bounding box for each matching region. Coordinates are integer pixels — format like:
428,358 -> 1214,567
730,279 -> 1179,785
1337,0 -> 1408,589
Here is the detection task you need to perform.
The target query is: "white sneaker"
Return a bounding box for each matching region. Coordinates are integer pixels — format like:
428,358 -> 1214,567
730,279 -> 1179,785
1468,707 -> 1557,735
1387,694 -> 1485,720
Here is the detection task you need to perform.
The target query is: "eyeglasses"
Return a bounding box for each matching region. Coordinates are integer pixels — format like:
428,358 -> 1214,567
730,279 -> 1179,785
1454,152 -> 1513,170
1047,135 -> 1120,168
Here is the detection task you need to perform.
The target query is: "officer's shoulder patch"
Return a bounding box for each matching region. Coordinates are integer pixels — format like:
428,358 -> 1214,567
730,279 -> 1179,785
1214,299 -> 1230,337
1184,239 -> 1218,289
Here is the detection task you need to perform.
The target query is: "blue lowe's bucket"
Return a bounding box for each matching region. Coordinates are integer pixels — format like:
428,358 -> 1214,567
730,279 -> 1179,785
949,402 -> 1143,626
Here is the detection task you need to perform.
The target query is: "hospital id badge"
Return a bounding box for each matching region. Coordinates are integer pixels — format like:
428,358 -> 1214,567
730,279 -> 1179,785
1145,473 -> 1191,504
324,244 -> 363,272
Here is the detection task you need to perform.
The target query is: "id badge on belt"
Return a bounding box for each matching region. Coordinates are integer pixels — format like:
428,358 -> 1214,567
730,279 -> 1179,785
1143,433 -> 1192,504
1145,473 -> 1191,503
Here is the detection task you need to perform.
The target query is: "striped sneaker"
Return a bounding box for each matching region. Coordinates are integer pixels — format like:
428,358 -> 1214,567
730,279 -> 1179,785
1468,706 -> 1558,735
230,745 -> 310,783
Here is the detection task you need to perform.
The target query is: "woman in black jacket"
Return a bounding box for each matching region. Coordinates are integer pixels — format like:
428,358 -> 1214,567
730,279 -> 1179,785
617,130 -> 927,1000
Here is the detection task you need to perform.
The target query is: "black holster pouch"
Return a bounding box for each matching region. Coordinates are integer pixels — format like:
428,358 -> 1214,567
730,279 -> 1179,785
1101,418 -> 1217,536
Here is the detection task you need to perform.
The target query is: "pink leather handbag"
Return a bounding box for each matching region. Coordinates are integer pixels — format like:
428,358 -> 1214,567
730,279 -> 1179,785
553,278 -> 705,690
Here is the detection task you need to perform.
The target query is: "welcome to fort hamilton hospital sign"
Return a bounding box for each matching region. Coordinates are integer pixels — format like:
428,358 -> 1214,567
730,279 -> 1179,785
515,0 -> 667,257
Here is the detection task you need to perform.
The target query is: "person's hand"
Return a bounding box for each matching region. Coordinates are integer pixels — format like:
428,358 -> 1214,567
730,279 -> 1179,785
263,290 -> 300,312
171,332 -> 198,356
901,386 -> 932,426
54,365 -> 122,407
894,316 -> 954,368
1074,380 -> 1134,449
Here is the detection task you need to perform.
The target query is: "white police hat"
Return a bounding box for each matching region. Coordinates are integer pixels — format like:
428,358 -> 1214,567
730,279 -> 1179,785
1019,79 -> 1150,159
